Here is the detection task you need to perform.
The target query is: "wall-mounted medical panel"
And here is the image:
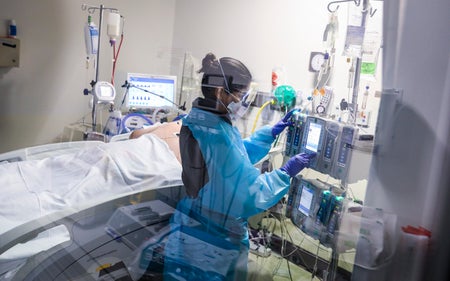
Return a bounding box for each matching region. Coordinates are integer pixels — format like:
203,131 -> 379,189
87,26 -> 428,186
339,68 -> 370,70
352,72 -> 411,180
0,38 -> 20,67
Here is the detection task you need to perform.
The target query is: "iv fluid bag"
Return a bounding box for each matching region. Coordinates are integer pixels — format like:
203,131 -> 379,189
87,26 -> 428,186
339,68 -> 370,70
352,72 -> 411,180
84,21 -> 99,56
107,12 -> 121,40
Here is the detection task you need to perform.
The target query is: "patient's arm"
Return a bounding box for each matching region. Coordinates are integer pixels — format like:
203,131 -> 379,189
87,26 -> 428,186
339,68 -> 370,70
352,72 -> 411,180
130,121 -> 182,163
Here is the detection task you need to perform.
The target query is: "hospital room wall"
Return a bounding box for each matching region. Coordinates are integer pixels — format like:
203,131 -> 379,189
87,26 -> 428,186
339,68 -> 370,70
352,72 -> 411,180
0,0 -> 176,153
0,0 -> 383,154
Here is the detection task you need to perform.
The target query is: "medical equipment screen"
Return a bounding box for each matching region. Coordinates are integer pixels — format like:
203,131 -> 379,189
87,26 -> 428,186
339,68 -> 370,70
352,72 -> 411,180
127,73 -> 177,108
305,122 -> 322,152
298,184 -> 314,216
99,85 -> 114,97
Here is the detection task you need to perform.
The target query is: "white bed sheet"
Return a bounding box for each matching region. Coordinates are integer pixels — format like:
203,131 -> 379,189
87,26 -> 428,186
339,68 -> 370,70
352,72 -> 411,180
0,134 -> 182,236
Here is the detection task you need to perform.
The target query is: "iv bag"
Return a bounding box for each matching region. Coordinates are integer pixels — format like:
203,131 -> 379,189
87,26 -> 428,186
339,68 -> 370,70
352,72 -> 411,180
360,31 -> 381,80
84,20 -> 99,56
107,12 -> 121,44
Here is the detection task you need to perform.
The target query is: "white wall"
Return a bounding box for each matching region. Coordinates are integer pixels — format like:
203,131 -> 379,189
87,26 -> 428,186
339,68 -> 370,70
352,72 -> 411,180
0,0 -> 176,153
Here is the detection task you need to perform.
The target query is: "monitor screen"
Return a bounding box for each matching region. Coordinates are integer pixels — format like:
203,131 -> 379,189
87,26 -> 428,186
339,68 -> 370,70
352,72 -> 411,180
305,122 -> 322,152
126,73 -> 177,108
298,184 -> 314,216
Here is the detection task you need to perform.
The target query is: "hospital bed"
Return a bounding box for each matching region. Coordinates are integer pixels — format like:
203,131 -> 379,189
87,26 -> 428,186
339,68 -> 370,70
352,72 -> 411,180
0,130 -> 185,280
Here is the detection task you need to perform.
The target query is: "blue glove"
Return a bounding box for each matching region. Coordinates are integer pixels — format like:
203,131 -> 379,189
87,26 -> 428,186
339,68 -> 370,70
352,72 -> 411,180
280,152 -> 316,177
272,109 -> 298,138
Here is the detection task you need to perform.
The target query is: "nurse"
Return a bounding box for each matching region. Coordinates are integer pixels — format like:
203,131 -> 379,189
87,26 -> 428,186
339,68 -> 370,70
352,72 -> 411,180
163,52 -> 315,280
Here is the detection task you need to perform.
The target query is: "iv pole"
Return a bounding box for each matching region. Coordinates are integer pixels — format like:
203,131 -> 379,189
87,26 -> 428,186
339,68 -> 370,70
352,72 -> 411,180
325,1 -> 371,280
81,4 -> 119,132
348,0 -> 370,125
327,0 -> 374,125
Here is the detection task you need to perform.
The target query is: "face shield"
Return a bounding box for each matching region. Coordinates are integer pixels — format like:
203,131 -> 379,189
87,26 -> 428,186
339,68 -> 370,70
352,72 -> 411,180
227,89 -> 251,120
215,59 -> 252,120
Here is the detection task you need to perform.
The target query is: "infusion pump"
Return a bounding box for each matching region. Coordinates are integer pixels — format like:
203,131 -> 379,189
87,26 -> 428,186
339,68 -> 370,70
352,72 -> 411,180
284,114 -> 359,181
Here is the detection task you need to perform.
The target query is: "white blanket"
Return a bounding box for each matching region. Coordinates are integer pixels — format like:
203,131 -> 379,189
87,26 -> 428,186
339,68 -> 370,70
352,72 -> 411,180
0,134 -> 182,236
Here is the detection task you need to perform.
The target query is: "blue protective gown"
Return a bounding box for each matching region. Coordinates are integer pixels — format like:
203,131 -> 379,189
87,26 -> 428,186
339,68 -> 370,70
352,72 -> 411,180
163,107 -> 291,281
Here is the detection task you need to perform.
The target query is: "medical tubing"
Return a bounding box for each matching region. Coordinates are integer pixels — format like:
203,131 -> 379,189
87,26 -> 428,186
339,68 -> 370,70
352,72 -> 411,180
111,17 -> 125,85
120,83 -> 129,107
152,107 -> 166,123
286,257 -> 294,280
311,241 -> 322,280
251,99 -> 275,134
291,223 -> 312,265
120,113 -> 153,133
272,107 -> 288,147
110,34 -> 123,85
283,226 -> 305,261
278,216 -> 295,280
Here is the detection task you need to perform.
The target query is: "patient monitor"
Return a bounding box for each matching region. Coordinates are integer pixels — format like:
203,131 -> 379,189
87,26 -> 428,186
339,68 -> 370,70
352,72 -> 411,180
126,73 -> 177,109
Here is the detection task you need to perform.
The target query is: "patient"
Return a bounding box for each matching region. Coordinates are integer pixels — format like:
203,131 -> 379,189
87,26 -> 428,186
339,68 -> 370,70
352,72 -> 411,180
129,120 -> 182,163
0,122 -> 183,238
0,121 -> 184,264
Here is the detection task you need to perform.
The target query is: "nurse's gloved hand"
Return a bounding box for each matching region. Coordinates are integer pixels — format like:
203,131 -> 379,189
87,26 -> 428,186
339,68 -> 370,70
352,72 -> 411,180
272,109 -> 298,138
280,152 -> 316,177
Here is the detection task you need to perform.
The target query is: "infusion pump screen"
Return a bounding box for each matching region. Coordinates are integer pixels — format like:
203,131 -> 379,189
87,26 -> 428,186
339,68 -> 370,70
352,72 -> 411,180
99,85 -> 114,97
305,122 -> 322,152
298,185 -> 314,216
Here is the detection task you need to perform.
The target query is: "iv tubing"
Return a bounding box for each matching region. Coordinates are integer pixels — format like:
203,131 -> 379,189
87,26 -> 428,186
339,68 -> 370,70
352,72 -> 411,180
111,17 -> 125,85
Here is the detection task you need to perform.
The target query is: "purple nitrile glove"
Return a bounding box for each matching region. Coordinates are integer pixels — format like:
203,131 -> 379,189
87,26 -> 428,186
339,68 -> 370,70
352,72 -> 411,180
280,152 -> 316,177
271,109 -> 298,138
